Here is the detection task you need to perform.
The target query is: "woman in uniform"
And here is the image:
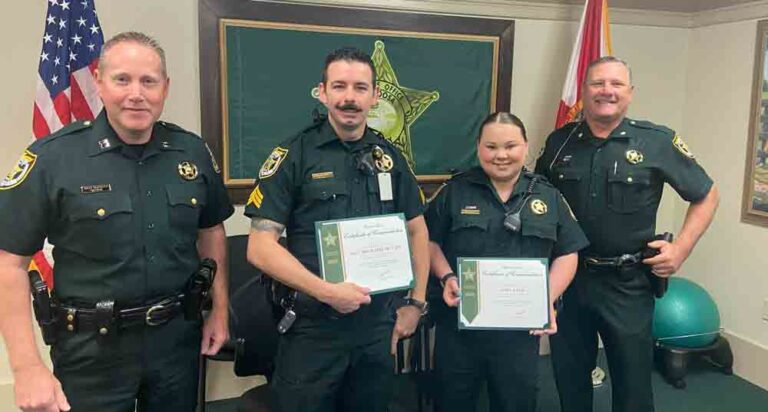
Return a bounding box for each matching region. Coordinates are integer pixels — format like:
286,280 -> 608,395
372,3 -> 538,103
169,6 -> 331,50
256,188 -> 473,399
426,112 -> 589,412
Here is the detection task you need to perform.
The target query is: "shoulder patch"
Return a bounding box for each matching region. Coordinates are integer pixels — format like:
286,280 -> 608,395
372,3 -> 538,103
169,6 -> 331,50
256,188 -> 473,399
0,150 -> 38,190
672,134 -> 695,159
259,147 -> 289,179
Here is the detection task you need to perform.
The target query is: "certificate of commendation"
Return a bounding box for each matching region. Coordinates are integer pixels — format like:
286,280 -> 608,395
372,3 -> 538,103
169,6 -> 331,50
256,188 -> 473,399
315,213 -> 414,294
457,258 -> 550,330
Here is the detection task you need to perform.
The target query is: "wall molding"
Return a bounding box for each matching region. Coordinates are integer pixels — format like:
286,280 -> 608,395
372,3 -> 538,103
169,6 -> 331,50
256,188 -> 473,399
257,0 -> 768,28
723,329 -> 768,391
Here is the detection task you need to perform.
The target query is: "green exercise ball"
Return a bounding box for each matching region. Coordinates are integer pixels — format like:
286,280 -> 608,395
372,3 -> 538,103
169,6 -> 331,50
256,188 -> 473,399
652,277 -> 720,348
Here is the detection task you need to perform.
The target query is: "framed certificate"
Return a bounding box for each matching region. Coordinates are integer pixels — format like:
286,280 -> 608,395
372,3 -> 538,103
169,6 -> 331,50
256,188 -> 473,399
458,257 -> 550,330
315,214 -> 415,294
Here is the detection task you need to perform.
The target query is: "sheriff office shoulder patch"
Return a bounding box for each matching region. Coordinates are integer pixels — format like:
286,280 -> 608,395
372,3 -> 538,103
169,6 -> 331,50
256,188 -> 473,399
0,150 -> 38,191
259,147 -> 289,179
672,134 -> 695,159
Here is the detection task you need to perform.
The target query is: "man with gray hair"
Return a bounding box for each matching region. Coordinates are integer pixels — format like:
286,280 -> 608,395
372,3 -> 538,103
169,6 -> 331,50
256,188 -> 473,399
536,56 -> 719,412
0,31 -> 233,411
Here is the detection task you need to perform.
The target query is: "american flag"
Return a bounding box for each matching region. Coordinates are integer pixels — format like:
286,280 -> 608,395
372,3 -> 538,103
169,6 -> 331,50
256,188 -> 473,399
31,0 -> 105,286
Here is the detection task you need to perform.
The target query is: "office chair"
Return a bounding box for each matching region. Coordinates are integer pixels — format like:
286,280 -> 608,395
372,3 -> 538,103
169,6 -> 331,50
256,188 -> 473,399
198,234 -> 279,412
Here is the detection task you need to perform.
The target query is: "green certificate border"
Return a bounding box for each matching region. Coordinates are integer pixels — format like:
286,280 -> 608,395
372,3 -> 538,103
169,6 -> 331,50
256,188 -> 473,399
314,213 -> 415,295
457,257 -> 550,331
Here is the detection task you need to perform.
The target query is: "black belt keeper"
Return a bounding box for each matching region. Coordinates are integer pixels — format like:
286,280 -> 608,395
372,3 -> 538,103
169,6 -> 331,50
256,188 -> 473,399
94,300 -> 116,338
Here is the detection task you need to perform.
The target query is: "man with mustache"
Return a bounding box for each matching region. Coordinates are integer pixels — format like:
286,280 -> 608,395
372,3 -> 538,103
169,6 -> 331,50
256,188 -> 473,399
245,47 -> 429,412
0,32 -> 233,411
535,56 -> 719,412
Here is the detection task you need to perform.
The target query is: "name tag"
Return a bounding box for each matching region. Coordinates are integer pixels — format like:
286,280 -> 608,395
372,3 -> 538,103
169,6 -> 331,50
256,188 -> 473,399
378,172 -> 393,201
80,184 -> 112,194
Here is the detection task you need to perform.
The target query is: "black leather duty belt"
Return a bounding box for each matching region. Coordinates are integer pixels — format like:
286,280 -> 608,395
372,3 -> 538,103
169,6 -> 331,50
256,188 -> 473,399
54,294 -> 185,335
584,252 -> 644,268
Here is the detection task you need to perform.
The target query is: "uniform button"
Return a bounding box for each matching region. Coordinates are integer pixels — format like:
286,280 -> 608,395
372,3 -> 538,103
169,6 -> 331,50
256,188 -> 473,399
83,120 -> 91,126
138,161 -> 144,165
191,197 -> 198,205
96,208 -> 106,217
99,327 -> 109,335
597,148 -> 602,152
558,174 -> 564,179
630,120 -> 636,125
66,314 -> 74,322
146,190 -> 152,197
147,223 -> 155,230
620,131 -> 626,136
590,193 -> 597,198
627,177 -> 633,183
67,324 -> 74,332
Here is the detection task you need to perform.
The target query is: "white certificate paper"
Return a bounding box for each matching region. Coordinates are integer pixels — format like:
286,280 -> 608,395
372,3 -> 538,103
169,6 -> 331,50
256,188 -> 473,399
315,214 -> 414,294
458,258 -> 550,330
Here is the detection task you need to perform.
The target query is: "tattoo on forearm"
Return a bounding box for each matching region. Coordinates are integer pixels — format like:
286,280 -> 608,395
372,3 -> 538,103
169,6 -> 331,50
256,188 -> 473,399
251,218 -> 285,235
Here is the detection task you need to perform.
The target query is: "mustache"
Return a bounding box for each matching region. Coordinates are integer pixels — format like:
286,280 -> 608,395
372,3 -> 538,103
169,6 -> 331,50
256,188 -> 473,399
337,103 -> 361,112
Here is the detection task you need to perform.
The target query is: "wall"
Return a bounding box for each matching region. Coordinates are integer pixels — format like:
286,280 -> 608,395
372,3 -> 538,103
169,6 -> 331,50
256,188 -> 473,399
682,18 -> 768,389
2,0 -> 766,409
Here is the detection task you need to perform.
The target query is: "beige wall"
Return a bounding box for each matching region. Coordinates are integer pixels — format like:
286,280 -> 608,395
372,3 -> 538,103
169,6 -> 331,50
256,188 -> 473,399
1,0 -> 766,409
682,18 -> 768,388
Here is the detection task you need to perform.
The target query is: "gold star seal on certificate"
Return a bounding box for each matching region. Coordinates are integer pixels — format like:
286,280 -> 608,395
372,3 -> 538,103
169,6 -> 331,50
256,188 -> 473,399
463,267 -> 475,282
324,232 -> 337,247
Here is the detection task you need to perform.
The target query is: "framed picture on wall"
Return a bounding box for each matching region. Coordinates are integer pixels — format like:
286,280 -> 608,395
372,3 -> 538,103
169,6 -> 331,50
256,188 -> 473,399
199,0 -> 514,204
743,19 -> 768,227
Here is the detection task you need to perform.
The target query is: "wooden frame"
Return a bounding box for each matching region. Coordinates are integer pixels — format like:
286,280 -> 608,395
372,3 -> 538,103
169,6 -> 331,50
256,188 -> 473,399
742,19 -> 768,227
199,0 -> 514,204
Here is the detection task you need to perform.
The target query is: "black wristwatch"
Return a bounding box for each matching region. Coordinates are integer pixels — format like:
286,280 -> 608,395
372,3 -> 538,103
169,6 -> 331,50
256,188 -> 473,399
439,272 -> 458,288
402,297 -> 429,316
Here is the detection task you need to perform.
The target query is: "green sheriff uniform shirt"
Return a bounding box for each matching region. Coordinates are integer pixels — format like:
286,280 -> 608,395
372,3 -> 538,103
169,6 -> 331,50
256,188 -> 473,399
243,119 -> 425,311
426,167 -> 589,274
0,111 -> 234,304
534,118 -> 713,256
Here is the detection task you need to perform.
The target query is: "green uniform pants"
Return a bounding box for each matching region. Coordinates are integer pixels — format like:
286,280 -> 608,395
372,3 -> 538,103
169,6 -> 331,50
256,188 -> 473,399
52,316 -> 201,412
550,265 -> 655,412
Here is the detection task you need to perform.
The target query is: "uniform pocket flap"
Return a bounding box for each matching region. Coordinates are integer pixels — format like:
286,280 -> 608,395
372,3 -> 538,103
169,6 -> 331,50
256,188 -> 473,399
68,192 -> 133,221
522,220 -> 557,241
450,216 -> 490,231
166,183 -> 207,207
302,180 -> 348,201
552,169 -> 582,182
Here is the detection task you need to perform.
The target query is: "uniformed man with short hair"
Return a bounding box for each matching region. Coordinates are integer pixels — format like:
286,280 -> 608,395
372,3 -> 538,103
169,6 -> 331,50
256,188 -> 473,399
245,47 -> 430,412
535,56 -> 719,412
0,32 -> 233,412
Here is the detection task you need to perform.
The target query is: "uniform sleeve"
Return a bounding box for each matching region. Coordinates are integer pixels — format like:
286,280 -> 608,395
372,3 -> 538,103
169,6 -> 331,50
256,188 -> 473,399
393,151 -> 426,220
657,132 -> 713,203
0,146 -> 51,256
243,144 -> 296,225
424,183 -> 451,245
198,142 -> 234,228
552,192 -> 589,257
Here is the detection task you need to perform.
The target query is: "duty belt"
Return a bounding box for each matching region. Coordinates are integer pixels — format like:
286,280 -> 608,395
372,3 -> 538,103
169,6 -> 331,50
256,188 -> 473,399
54,294 -> 185,335
584,251 -> 644,268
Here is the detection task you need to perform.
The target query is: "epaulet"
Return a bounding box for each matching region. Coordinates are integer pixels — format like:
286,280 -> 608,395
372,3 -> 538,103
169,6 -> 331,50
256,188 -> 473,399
627,119 -> 674,136
158,120 -> 200,139
524,169 -> 554,186
33,120 -> 93,149
300,112 -> 328,134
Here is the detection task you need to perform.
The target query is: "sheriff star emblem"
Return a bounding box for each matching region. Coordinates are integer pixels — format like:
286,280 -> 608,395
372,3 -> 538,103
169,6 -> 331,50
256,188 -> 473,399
178,161 -> 198,181
375,154 -> 394,172
324,232 -> 337,247
530,199 -> 548,215
625,149 -> 644,165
